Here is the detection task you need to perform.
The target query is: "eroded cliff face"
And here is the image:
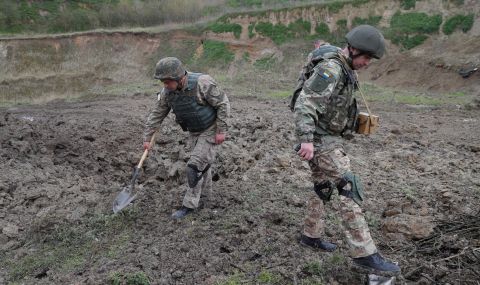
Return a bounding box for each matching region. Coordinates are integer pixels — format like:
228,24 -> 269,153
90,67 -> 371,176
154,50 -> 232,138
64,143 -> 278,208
1,0 -> 479,104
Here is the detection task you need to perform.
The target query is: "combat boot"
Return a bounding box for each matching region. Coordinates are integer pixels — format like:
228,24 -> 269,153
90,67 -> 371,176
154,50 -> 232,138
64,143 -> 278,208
172,206 -> 194,219
299,234 -> 337,252
352,253 -> 400,276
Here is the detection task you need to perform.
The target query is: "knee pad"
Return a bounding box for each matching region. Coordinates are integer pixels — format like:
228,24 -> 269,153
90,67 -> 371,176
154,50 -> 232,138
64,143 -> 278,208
314,181 -> 334,202
186,164 -> 210,188
337,172 -> 364,205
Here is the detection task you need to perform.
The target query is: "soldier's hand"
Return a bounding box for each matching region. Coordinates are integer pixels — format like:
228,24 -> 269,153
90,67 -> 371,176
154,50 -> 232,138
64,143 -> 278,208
143,142 -> 152,150
215,133 -> 226,145
297,142 -> 314,161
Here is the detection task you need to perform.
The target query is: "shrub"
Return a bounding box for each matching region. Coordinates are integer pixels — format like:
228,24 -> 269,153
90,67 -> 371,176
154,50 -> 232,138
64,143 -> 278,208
443,14 -> 474,35
254,22 -> 291,45
390,12 -> 442,34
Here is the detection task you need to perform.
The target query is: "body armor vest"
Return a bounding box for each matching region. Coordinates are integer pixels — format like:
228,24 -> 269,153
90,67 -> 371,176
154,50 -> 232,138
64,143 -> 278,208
295,45 -> 358,135
166,73 -> 217,132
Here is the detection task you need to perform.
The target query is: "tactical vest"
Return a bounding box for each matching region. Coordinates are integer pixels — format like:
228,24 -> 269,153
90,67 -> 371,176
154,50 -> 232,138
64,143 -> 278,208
293,45 -> 358,135
166,73 -> 217,132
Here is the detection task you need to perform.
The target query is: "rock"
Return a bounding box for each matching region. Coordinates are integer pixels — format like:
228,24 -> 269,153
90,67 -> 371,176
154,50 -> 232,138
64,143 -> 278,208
2,224 -> 19,238
382,214 -> 434,240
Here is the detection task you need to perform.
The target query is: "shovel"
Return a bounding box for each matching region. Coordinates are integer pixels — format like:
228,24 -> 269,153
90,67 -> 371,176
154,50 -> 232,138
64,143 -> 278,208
112,134 -> 156,213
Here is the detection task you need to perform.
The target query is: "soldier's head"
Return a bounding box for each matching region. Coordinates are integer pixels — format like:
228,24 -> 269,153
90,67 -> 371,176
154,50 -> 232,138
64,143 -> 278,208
154,57 -> 187,91
345,25 -> 385,70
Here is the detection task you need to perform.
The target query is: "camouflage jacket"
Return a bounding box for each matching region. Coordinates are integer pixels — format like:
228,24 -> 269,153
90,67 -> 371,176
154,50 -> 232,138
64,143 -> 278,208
144,73 -> 230,141
293,47 -> 358,143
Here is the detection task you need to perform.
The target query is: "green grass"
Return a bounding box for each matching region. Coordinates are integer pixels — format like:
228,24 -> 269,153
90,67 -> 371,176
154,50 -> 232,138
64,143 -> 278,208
251,18 -> 311,45
400,0 -> 416,10
268,90 -> 291,99
390,12 -> 442,34
196,40 -> 235,67
443,14 -> 474,35
386,11 -> 442,49
1,209 -> 138,282
258,270 -> 282,284
352,15 -> 382,27
361,84 -> 473,106
207,22 -> 242,39
302,261 -> 324,276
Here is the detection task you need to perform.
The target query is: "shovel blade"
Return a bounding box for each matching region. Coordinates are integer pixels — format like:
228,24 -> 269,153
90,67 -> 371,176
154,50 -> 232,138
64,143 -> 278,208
112,186 -> 137,213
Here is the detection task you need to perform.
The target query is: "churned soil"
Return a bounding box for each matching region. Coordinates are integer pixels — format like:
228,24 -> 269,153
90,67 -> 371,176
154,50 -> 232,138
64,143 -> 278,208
0,94 -> 479,284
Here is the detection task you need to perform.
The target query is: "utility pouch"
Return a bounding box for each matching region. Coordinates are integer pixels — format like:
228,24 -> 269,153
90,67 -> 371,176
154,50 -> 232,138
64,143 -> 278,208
356,112 -> 379,135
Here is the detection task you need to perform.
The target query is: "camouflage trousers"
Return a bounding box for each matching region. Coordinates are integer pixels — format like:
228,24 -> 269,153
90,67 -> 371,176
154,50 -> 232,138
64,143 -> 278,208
303,145 -> 377,258
182,125 -> 216,209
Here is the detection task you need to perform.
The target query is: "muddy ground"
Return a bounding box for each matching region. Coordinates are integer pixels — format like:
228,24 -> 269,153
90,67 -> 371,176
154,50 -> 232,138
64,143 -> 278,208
0,93 -> 479,284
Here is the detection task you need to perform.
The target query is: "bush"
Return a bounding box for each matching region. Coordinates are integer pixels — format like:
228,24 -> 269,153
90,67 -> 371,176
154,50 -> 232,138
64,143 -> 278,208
390,12 -> 442,34
443,14 -> 474,35
254,22 -> 292,45
315,22 -> 330,36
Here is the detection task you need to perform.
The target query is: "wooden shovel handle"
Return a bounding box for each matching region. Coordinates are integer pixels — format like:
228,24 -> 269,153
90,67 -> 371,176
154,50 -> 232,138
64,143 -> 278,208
137,133 -> 156,168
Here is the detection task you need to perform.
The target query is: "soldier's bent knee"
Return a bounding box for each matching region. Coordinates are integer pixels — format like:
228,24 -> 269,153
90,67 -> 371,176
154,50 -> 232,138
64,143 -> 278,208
314,181 -> 334,202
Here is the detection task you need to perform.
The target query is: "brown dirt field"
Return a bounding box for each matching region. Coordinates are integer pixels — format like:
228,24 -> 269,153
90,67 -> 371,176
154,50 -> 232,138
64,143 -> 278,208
1,93 -> 479,284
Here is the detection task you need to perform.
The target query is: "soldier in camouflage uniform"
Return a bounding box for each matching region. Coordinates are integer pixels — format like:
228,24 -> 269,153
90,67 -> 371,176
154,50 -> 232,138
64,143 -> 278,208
292,25 -> 400,275
143,57 -> 230,219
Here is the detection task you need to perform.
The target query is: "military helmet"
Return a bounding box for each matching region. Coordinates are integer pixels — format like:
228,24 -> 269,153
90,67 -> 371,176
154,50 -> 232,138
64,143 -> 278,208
345,25 -> 385,59
154,57 -> 186,81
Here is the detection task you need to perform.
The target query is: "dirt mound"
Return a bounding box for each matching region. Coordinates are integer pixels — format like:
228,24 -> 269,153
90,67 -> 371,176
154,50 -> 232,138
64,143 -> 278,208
1,94 -> 479,284
361,34 -> 480,94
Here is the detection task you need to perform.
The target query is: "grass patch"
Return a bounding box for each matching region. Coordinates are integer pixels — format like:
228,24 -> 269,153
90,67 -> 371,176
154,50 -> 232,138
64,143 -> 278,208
352,15 -> 382,27
302,261 -> 324,276
258,270 -> 282,284
400,0 -> 416,10
251,19 -> 311,45
2,209 -> 138,282
386,11 -> 442,49
195,40 -> 235,67
442,14 -> 474,35
268,90 -> 291,99
207,22 -> 242,39
361,84 -> 473,106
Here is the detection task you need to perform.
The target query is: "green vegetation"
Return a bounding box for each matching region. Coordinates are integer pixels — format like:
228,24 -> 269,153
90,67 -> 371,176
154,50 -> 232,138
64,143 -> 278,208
268,90 -> 291,98
400,0 -> 416,10
352,15 -> 382,27
302,261 -> 324,276
315,22 -> 330,36
0,0 -> 209,34
390,12 -> 442,34
442,14 -> 474,35
362,84 -> 474,106
252,19 -> 311,44
326,2 -> 347,13
254,55 -> 278,70
207,22 -> 242,39
2,209 -> 138,282
197,40 -> 235,67
258,270 -> 282,284
386,12 -> 442,49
